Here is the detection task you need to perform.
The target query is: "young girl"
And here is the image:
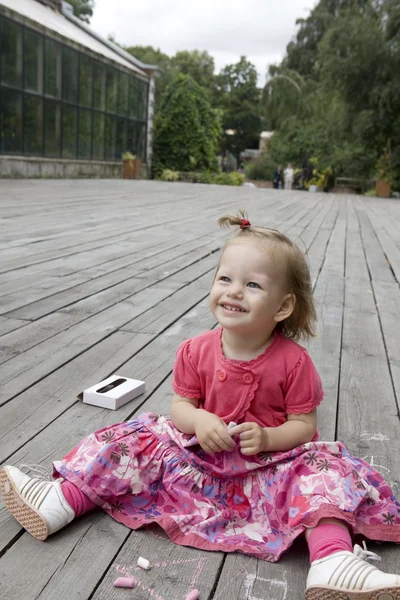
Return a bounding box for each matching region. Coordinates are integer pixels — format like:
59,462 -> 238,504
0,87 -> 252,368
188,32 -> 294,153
2,213 -> 400,599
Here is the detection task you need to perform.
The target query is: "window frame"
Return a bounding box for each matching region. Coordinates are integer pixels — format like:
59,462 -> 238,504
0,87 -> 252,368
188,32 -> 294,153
0,15 -> 148,162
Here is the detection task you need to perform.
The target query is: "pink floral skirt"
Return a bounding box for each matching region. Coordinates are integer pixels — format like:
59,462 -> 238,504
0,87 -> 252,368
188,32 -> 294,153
53,412 -> 400,562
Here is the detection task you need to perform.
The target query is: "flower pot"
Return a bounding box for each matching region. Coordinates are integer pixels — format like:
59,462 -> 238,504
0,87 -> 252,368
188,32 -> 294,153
375,180 -> 391,198
134,158 -> 142,179
123,159 -> 135,179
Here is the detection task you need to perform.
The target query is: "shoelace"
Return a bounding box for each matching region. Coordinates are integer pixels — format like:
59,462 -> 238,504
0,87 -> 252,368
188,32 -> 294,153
20,464 -> 54,481
353,541 -> 382,562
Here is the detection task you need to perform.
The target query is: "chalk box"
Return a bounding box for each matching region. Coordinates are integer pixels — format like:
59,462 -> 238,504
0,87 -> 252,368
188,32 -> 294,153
82,375 -> 145,410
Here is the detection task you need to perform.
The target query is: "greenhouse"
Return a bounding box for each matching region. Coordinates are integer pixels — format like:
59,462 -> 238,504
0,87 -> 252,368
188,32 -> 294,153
0,0 -> 158,177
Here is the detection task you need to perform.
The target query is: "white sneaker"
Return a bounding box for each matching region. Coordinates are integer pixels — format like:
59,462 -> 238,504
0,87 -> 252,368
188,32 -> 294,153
306,543 -> 400,599
0,465 -> 75,540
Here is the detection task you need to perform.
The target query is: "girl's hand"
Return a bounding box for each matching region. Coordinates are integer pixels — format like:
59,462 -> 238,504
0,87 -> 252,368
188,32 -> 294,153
194,411 -> 236,453
229,422 -> 268,455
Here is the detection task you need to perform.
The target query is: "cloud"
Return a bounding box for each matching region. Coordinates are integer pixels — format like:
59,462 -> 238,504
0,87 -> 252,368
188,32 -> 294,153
91,0 -> 317,84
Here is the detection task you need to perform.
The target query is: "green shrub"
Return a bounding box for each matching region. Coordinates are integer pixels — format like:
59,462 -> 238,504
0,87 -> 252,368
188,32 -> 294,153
213,172 -> 245,186
152,74 -> 220,175
122,152 -> 136,160
197,171 -> 215,184
158,169 -> 180,182
244,156 -> 276,180
228,171 -> 245,186
157,170 -> 244,186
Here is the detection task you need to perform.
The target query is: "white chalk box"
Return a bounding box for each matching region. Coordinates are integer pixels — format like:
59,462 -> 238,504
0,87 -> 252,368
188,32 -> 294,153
81,375 -> 145,410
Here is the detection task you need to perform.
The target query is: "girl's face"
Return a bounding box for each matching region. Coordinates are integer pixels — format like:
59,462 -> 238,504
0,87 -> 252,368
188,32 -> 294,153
209,239 -> 292,336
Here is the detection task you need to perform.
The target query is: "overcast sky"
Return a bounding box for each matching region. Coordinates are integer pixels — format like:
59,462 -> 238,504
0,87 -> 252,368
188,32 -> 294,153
91,0 -> 317,84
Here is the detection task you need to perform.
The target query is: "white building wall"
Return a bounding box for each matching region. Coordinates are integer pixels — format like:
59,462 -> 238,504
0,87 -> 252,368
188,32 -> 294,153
146,76 -> 156,170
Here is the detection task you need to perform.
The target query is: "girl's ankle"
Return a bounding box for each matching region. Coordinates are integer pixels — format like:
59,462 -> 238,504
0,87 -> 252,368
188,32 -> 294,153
61,480 -> 96,516
307,521 -> 352,563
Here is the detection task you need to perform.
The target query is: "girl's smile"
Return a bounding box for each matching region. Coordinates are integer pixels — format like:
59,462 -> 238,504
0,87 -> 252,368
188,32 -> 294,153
210,239 -> 291,338
219,302 -> 247,313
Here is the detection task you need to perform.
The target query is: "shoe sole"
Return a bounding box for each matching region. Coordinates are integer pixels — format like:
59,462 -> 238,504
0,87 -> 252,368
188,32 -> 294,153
306,586 -> 400,599
0,467 -> 48,541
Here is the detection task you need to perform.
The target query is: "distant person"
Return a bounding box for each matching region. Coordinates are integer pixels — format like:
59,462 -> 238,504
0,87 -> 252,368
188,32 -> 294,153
273,165 -> 282,189
284,163 -> 294,190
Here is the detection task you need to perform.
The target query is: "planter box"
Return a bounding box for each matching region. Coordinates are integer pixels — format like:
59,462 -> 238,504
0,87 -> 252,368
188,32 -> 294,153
376,180 -> 391,198
123,159 -> 135,179
123,159 -> 142,180
134,158 -> 142,179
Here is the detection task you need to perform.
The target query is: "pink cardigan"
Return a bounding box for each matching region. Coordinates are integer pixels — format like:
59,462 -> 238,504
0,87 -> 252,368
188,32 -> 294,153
172,329 -> 323,436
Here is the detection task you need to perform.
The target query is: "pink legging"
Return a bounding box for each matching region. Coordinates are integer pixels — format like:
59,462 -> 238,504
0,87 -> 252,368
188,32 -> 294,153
61,481 -> 96,517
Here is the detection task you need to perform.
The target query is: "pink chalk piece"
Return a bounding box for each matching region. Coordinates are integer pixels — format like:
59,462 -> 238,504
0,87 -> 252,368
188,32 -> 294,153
114,577 -> 136,588
184,590 -> 200,600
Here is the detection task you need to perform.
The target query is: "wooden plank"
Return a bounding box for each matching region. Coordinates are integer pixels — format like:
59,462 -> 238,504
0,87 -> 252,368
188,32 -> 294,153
0,245 -> 214,409
0,197 -> 223,274
366,197 -> 400,243
0,330 -> 154,462
306,198 -> 340,282
0,270 -> 211,358
0,511 -> 131,600
0,281 -> 180,406
213,545 -> 309,600
0,316 -> 28,337
0,276 -> 214,457
0,235 -> 218,315
355,201 -> 395,283
363,201 -> 400,282
307,198 -> 346,440
337,197 -> 400,576
0,228 -> 203,285
355,198 -> 400,430
121,272 -> 211,335
0,238 -> 217,325
3,236 -> 219,320
297,196 -> 334,250
91,527 -> 223,600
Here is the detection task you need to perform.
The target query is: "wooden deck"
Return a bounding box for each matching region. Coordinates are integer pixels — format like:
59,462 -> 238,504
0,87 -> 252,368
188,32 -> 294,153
0,180 -> 399,600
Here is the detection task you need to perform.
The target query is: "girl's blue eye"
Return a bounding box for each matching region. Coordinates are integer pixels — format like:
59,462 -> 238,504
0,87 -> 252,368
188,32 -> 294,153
220,276 -> 231,282
248,281 -> 261,289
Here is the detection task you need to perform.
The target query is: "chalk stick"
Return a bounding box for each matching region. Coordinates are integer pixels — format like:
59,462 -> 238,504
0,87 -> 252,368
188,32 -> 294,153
114,577 -> 135,588
227,421 -> 237,432
185,590 -> 200,600
137,556 -> 150,570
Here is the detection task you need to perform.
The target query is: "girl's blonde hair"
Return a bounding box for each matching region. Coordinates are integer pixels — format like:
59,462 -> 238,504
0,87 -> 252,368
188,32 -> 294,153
218,210 -> 317,341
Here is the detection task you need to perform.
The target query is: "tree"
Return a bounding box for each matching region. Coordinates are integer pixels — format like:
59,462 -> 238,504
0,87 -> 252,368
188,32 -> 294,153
215,57 -> 262,162
263,0 -> 400,187
124,48 -> 218,111
124,45 -> 174,110
171,50 -> 217,101
285,0 -> 371,77
67,0 -> 95,24
152,74 -> 220,174
262,68 -> 309,130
